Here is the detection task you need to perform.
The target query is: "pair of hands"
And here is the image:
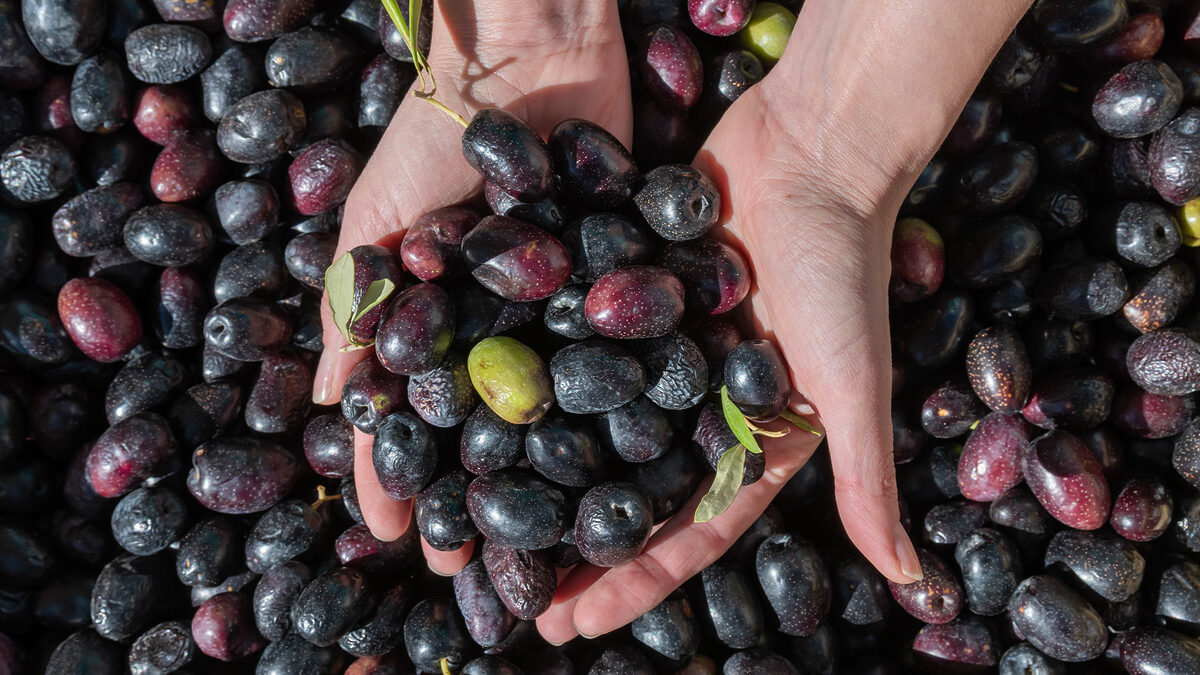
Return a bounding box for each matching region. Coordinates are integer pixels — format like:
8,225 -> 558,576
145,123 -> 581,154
313,0 -> 919,645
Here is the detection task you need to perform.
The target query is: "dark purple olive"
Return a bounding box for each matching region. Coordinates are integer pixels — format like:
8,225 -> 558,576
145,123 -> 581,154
1035,257 -> 1129,320
662,238 -> 751,316
695,400 -> 765,485
459,404 -> 525,475
124,203 -> 214,266
1020,366 -> 1114,431
1007,575 -> 1107,663
465,469 -> 568,550
414,470 -> 477,552
216,89 -> 306,164
187,436 -> 298,514
46,630 -> 124,673
460,215 -> 571,302
337,583 -> 410,658
53,183 -> 143,258
549,119 -> 637,209
265,26 -> 359,92
912,614 -> 1001,672
1045,529 -> 1144,602
57,277 -> 142,363
1122,260 -> 1194,334
212,179 -> 280,244
334,521 -> 419,573
128,620 -> 196,674
1,135 -> 76,202
887,549 -> 963,624
1150,107 -> 1200,204
257,632 -> 346,674
403,597 -> 472,674
1156,559 -> 1200,632
86,412 -> 178,498
401,206 -> 480,282
725,339 -> 791,421
966,325 -> 1032,413
1090,201 -> 1180,268
251,560 -> 310,641
955,142 -> 1039,213
359,53 -> 408,133
1109,474 -> 1172,541
22,0 -> 107,65
303,413 -> 354,479
586,266 -> 686,339
245,353 -> 311,434
92,553 -> 175,641
923,499 -> 990,546
1093,60 -> 1182,138
957,412 -> 1030,502
920,380 -> 985,438
453,556 -> 516,649
482,180 -> 565,234
375,282 -> 455,375
462,108 -> 552,202
168,380 -> 243,450
598,395 -> 673,465
899,287 -> 975,367
943,93 -> 1003,158
289,138 -> 362,215
105,350 -> 186,424
1027,0 -> 1128,51
223,0 -> 317,42
700,562 -> 764,649
192,590 -> 265,661
634,163 -> 720,241
0,521 -> 57,587
890,217 -> 945,302
574,482 -> 654,567
175,517 -> 243,588
525,412 -> 609,487
482,541 -> 555,621
631,590 -> 697,669
754,533 -> 831,637
124,24 -> 211,84
638,25 -> 702,109
111,486 -> 188,556
372,412 -> 437,500
954,528 -> 1022,617
947,215 -> 1043,289
1111,383 -> 1193,439
201,45 -> 266,123
285,231 -> 336,292
204,298 -> 292,362
1121,627 -> 1200,675
544,283 -> 594,340
561,213 -> 654,283
70,50 -> 130,134
1175,418 -> 1200,490
1022,430 -> 1111,530
1127,327 -> 1200,395
291,565 -> 373,648
550,340 -> 644,415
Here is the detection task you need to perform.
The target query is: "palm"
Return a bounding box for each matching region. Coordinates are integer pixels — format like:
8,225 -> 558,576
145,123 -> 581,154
316,4 -> 633,574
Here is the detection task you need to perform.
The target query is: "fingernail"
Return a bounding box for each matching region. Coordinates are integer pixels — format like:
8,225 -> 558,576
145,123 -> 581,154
893,520 -> 923,582
312,357 -> 334,404
428,564 -> 453,577
573,622 -> 599,640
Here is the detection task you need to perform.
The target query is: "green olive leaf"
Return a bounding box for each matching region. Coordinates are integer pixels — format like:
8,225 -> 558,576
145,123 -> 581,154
325,252 -> 356,345
720,385 -> 763,454
694,443 -> 747,523
351,278 -> 396,325
780,409 -> 822,436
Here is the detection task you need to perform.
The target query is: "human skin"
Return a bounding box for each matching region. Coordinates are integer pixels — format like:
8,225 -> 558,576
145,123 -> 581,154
313,0 -> 1033,644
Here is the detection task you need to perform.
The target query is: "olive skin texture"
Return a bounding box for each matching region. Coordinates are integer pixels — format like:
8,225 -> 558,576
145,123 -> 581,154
465,469 -> 568,550
482,541 -> 556,621
461,108 -> 552,202
1007,575 -> 1107,663
634,163 -> 721,240
966,325 -> 1033,413
755,533 -> 832,637
887,549 -> 964,624
403,598 -> 473,674
699,562 -> 764,649
453,557 -> 517,649
724,339 -> 791,421
1022,429 -> 1111,530
550,340 -> 644,415
372,412 -> 438,501
574,482 -> 655,567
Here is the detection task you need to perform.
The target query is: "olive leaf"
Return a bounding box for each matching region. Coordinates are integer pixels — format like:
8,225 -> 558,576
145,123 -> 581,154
780,409 -> 821,436
351,278 -> 396,325
325,251 -> 356,345
694,443 -> 747,523
720,385 -> 763,454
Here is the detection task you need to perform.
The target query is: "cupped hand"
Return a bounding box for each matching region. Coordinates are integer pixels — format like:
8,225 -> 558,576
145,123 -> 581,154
311,2 -> 631,572
534,74 -> 924,646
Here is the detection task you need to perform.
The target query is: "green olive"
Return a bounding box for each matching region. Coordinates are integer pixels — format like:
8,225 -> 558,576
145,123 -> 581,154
740,2 -> 796,65
468,336 -> 555,424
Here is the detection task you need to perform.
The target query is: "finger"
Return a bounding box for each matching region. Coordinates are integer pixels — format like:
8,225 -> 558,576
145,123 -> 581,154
422,537 -> 474,577
352,427 -> 411,541
535,565 -> 604,646
571,414 -> 823,638
814,350 -> 922,586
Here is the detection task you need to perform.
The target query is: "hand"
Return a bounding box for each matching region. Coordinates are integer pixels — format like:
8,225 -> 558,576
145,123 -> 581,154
532,80 -> 919,645
311,2 -> 631,572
